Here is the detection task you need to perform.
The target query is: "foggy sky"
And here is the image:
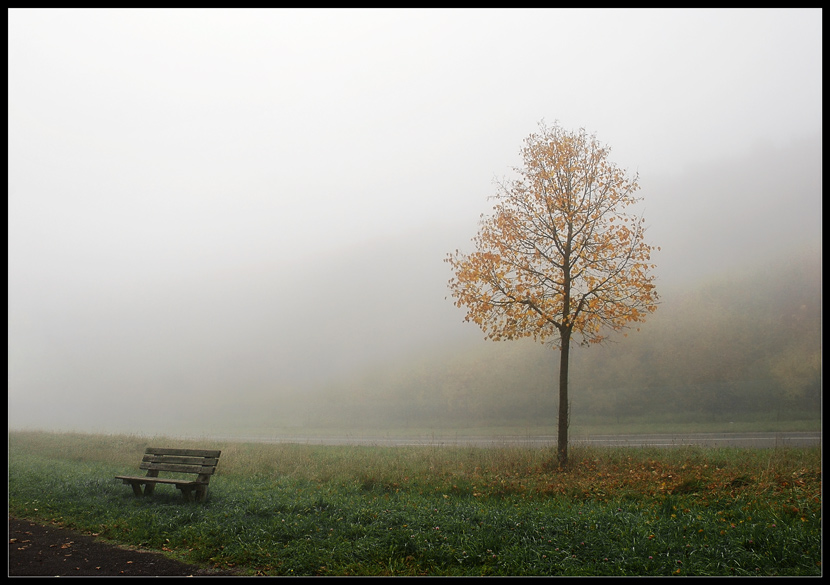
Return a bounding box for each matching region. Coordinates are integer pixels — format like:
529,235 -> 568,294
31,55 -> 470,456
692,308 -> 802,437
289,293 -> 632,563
8,9 -> 822,434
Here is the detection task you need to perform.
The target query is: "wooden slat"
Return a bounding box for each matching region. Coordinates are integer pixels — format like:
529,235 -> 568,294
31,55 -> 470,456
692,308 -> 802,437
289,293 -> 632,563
145,447 -> 221,458
142,455 -> 219,466
115,476 -> 203,486
139,462 -> 217,474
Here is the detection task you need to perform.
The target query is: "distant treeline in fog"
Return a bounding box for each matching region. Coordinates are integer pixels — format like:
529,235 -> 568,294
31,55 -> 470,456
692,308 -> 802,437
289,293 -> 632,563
300,243 -> 821,429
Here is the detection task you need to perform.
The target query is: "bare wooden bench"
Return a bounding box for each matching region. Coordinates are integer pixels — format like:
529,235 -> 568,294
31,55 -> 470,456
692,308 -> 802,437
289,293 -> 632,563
115,447 -> 221,502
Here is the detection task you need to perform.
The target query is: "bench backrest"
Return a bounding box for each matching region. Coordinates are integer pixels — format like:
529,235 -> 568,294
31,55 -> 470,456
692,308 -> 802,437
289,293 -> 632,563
139,447 -> 221,482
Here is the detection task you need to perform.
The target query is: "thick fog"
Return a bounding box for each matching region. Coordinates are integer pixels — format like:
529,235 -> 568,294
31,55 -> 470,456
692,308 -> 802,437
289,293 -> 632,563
8,9 -> 822,436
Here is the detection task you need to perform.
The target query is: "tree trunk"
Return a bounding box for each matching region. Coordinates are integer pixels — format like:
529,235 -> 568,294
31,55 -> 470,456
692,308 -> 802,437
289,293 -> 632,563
557,327 -> 572,467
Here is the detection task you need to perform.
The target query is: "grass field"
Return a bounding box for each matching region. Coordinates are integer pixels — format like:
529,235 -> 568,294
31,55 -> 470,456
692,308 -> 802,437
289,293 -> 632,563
8,430 -> 822,576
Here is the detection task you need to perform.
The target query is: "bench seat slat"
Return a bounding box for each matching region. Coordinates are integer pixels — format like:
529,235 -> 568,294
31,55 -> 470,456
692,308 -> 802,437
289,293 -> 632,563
115,475 -> 204,486
139,462 -> 218,474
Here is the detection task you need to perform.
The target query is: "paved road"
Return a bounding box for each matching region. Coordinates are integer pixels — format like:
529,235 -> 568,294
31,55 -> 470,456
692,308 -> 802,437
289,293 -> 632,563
216,431 -> 820,449
571,432 -> 820,449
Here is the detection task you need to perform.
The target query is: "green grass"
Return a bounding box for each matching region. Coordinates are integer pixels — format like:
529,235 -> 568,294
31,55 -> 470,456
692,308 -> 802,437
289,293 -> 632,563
8,430 -> 822,576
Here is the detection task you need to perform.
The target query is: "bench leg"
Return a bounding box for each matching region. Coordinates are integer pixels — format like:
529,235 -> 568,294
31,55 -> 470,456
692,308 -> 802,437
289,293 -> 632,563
178,486 -> 194,501
129,482 -> 143,497
143,483 -> 156,496
195,486 -> 208,502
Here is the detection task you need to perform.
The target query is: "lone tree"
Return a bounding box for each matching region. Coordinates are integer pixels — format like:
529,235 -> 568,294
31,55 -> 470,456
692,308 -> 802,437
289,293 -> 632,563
446,121 -> 659,466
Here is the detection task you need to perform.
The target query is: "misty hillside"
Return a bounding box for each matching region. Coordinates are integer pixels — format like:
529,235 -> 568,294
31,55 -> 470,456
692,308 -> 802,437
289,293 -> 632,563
304,241 -> 821,429
639,134 -> 822,287
273,138 -> 823,431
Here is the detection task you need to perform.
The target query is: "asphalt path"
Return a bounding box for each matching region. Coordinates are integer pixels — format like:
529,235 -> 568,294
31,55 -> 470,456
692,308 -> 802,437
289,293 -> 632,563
213,431 -> 820,449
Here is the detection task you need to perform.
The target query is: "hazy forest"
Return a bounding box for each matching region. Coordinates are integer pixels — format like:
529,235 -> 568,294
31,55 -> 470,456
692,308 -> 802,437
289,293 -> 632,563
201,241 -> 820,435
306,248 -> 820,429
